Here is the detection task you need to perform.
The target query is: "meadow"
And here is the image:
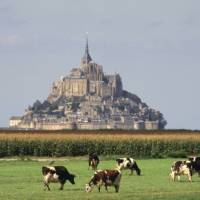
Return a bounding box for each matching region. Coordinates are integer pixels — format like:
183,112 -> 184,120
0,158 -> 200,200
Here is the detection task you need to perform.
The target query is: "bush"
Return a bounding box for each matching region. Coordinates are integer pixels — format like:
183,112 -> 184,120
167,151 -> 187,158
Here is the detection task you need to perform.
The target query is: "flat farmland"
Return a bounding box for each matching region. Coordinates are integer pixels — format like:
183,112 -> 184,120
0,158 -> 200,200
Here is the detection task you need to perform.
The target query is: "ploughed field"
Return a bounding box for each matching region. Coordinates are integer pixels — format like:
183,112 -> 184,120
0,158 -> 200,200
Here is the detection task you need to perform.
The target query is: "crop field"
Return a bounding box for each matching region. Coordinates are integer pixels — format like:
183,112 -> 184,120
0,158 -> 200,200
1,130 -> 200,158
1,130 -> 200,141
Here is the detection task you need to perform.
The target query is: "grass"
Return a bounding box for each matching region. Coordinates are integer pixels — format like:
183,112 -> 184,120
0,158 -> 200,200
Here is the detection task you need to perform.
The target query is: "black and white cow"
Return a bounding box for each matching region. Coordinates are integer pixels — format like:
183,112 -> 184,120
42,166 -> 76,190
188,156 -> 200,176
88,153 -> 100,170
116,157 -> 141,175
85,169 -> 122,193
170,160 -> 192,182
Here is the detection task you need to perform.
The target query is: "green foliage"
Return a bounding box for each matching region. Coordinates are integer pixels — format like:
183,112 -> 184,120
0,138 -> 200,158
167,150 -> 187,158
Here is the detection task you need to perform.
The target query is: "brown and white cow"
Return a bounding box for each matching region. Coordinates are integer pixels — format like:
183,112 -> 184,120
170,160 -> 192,182
42,166 -> 75,191
85,169 -> 122,193
116,157 -> 141,175
88,153 -> 100,170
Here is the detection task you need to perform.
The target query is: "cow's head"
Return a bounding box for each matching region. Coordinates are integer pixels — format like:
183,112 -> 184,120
85,183 -> 93,193
188,156 -> 200,164
188,157 -> 195,162
134,166 -> 141,176
85,177 -> 95,193
68,174 -> 76,185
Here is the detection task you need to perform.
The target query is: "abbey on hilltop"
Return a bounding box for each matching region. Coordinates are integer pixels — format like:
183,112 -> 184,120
10,38 -> 167,130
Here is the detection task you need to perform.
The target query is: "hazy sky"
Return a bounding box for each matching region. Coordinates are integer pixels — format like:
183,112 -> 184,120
0,0 -> 200,129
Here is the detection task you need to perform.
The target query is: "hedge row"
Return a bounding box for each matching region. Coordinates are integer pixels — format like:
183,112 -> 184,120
0,139 -> 200,158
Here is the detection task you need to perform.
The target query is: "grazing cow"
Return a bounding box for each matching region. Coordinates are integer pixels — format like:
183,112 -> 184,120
88,153 -> 100,170
85,169 -> 122,193
188,156 -> 200,176
116,157 -> 141,175
42,166 -> 75,191
170,160 -> 192,182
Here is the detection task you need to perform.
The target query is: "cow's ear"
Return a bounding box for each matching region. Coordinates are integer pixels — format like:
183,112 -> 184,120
116,159 -> 120,162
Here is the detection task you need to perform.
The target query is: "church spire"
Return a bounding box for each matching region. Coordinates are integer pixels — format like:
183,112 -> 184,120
81,33 -> 92,64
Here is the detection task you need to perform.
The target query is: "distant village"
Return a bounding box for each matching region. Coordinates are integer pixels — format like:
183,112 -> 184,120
10,38 -> 167,130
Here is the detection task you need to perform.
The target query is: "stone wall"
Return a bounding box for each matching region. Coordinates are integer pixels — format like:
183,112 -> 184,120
63,78 -> 88,96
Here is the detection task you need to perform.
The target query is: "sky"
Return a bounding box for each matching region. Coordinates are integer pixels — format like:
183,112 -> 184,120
0,0 -> 200,129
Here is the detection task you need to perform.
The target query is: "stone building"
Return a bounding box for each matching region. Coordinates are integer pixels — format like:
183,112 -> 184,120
48,37 -> 122,102
10,37 -> 167,130
9,116 -> 22,127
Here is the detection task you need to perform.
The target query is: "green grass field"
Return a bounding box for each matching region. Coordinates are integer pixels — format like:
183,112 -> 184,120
0,158 -> 200,200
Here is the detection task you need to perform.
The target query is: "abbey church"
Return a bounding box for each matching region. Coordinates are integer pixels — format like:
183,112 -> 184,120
10,38 -> 167,130
48,38 -> 122,101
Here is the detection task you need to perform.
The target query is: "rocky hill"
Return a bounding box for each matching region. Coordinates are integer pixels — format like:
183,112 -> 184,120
10,38 -> 167,130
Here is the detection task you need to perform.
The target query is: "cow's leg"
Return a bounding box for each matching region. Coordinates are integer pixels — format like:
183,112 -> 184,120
188,173 -> 192,182
60,183 -> 64,190
131,163 -> 141,176
98,186 -> 101,192
114,185 -> 119,193
130,169 -> 133,175
43,183 -> 47,191
43,174 -> 51,191
105,184 -> 108,192
46,183 -> 50,191
43,182 -> 50,191
170,172 -> 175,181
177,175 -> 180,181
97,182 -> 103,192
59,180 -> 66,190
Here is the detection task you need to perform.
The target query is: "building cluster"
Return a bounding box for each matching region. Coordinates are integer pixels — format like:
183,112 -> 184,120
10,38 -> 167,130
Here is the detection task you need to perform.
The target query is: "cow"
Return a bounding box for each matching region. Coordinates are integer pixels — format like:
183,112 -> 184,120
170,160 -> 192,182
85,169 -> 122,193
88,153 -> 100,170
116,157 -> 141,175
42,166 -> 76,191
188,156 -> 200,176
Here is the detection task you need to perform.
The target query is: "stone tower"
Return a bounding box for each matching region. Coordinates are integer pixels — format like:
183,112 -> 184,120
81,35 -> 92,66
